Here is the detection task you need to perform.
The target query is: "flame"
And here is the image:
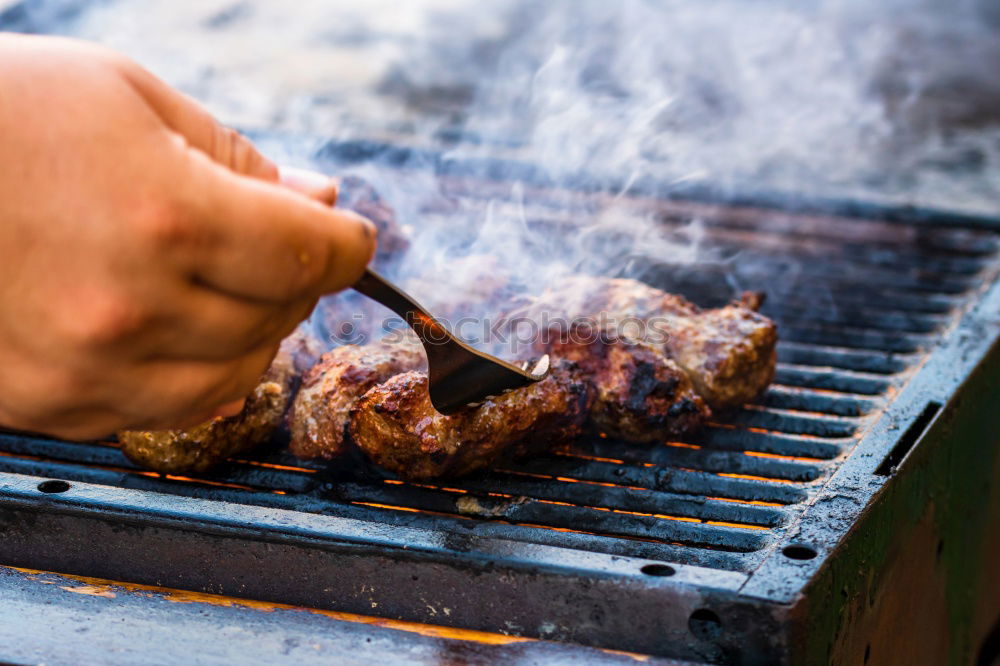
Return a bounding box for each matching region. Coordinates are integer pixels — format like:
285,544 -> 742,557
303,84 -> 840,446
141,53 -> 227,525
353,501 -> 424,514
555,476 -> 619,488
553,451 -> 629,465
706,496 -> 783,507
743,450 -> 824,463
59,584 -> 117,598
230,459 -> 318,474
717,473 -> 795,484
138,473 -> 256,492
705,521 -> 767,530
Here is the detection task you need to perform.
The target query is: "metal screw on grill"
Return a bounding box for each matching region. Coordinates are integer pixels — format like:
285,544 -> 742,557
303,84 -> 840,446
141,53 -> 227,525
37,480 -> 70,494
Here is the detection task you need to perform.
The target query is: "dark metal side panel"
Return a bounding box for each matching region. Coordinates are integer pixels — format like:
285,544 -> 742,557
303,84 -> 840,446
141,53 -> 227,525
747,280 -> 1000,665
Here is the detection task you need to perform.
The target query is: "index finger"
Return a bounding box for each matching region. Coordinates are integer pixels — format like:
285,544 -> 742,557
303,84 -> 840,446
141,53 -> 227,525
120,57 -> 279,182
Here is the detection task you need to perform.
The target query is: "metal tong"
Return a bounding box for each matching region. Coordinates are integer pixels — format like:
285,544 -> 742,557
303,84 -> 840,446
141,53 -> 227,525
353,268 -> 549,415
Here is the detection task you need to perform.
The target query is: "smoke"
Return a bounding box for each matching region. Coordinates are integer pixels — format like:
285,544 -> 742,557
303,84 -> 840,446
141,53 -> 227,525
384,0 -> 999,208
23,0 -> 1000,347
353,0 -> 1000,330
60,0 -> 1000,211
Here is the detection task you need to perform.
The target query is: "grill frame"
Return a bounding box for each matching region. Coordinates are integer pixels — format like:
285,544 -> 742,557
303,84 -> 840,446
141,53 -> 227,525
0,136 -> 998,662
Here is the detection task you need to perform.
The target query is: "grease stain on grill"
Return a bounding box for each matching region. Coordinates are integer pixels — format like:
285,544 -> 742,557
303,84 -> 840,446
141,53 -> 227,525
455,493 -> 528,517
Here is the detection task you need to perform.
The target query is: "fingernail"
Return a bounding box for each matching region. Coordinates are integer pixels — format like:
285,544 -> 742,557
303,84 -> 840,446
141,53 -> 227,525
280,166 -> 340,205
279,165 -> 331,191
340,208 -> 377,240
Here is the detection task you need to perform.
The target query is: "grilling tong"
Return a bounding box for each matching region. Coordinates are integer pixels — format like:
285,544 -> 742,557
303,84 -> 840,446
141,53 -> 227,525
353,268 -> 550,415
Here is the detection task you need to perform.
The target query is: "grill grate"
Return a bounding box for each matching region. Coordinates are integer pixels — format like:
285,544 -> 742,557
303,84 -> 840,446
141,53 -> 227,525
0,160 -> 997,576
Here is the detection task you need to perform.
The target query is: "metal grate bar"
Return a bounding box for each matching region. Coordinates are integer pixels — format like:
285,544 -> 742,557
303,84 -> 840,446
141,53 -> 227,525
760,386 -> 878,417
559,442 -> 824,482
776,324 -> 931,353
762,304 -> 947,334
774,364 -> 893,394
415,476 -> 788,526
686,427 -> 847,459
775,342 -> 913,374
721,407 -> 859,438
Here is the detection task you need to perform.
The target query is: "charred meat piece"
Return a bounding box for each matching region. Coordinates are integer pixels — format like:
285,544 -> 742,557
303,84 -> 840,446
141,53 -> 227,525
338,175 -> 409,259
288,338 -> 425,460
349,361 -> 591,479
545,334 -> 710,441
526,277 -> 777,410
658,291 -> 777,410
118,330 -> 321,474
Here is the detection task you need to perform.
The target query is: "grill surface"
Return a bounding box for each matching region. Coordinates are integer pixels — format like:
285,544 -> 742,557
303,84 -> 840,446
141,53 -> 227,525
0,141 -> 996,573
0,139 -> 998,663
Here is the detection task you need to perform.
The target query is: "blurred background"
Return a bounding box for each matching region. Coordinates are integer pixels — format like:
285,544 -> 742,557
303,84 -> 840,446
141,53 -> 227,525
3,0 -> 998,215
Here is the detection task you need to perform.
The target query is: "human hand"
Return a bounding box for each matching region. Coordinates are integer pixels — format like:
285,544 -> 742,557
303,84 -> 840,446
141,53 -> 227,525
0,34 -> 375,439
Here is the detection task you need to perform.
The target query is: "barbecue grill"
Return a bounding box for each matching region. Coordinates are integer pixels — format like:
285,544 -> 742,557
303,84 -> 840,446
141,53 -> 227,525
2,2 -> 1000,664
0,128 -> 997,664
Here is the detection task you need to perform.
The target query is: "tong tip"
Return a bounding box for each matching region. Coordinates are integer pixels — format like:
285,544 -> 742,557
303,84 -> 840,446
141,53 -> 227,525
529,354 -> 550,379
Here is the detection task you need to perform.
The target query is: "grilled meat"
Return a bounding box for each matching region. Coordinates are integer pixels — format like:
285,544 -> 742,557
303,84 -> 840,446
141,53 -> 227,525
524,276 -> 777,410
544,334 -> 710,441
658,291 -> 776,410
118,330 -> 321,474
338,175 -> 409,259
349,361 -> 591,479
287,275 -> 770,479
288,337 -> 425,460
